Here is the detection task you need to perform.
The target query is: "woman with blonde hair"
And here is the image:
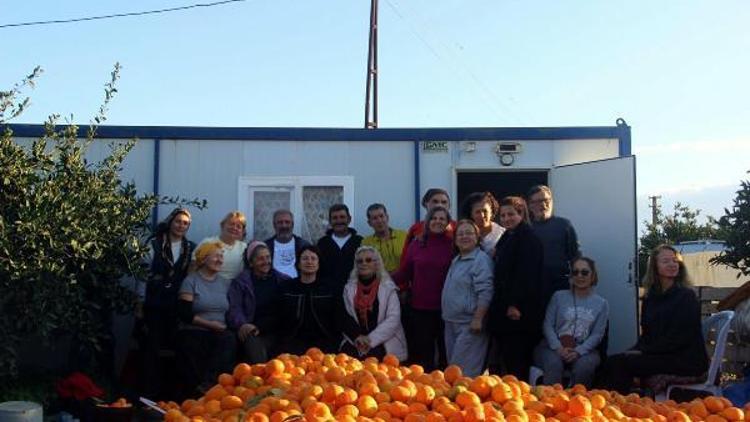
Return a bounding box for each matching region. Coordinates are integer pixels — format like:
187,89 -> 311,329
339,246 -> 407,361
194,211 -> 248,280
601,244 -> 707,394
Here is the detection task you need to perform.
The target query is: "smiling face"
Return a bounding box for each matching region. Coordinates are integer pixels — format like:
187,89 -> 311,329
455,221 -> 479,254
330,209 -> 351,236
298,250 -> 320,276
221,217 -> 245,242
656,248 -> 680,281
203,250 -> 224,273
471,201 -> 493,229
355,249 -> 378,278
499,205 -> 523,230
570,259 -> 595,291
426,193 -> 450,211
169,212 -> 191,240
251,247 -> 272,276
428,209 -> 449,234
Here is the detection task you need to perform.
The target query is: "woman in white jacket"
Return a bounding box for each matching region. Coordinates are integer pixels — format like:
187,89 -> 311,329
340,246 -> 408,362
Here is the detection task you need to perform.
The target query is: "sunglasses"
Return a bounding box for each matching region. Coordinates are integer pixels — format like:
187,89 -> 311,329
356,257 -> 375,264
571,269 -> 591,276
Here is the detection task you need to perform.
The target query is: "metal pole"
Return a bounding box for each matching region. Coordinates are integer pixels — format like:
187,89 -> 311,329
364,0 -> 378,129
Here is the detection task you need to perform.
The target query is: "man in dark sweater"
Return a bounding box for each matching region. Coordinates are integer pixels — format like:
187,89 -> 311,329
316,204 -> 363,295
527,185 -> 580,308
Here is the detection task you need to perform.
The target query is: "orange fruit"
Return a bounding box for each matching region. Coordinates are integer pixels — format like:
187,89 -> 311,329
706,397 -> 727,414
306,402 -> 333,421
455,391 -> 481,410
723,408 -> 746,422
568,396 -> 592,417
444,365 -> 463,385
358,395 -> 379,417
220,395 -> 244,410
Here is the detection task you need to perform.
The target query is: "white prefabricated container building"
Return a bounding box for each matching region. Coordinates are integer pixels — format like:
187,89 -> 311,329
10,120 -> 638,353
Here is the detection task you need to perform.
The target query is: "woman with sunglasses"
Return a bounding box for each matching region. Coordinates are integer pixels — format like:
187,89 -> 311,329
339,246 -> 407,361
533,257 -> 609,387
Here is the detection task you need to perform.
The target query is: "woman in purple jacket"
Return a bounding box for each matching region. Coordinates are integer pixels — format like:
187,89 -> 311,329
227,241 -> 288,363
393,206 -> 455,371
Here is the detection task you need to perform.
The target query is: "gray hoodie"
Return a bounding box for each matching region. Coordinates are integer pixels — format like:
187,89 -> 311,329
441,248 -> 494,323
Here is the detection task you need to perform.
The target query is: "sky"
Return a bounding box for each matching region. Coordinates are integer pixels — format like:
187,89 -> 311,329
3,0 -> 749,233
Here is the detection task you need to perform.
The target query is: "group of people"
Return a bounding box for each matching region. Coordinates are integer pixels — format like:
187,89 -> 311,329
137,184 -> 709,400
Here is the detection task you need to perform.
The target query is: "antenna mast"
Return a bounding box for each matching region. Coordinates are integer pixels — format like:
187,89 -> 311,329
364,0 -> 378,129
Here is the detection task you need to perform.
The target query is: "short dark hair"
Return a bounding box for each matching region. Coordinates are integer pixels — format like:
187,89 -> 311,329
421,188 -> 450,209
295,244 -> 321,271
366,203 -> 388,219
460,192 -> 499,220
272,209 -> 294,222
328,203 -> 351,220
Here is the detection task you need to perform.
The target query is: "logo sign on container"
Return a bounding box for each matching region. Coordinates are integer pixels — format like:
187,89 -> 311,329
422,141 -> 449,153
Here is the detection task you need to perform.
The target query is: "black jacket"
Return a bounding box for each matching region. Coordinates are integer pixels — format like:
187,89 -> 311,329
488,222 -> 544,334
145,236 -> 195,310
316,228 -> 363,294
637,285 -> 708,372
264,235 -> 311,261
278,277 -> 339,354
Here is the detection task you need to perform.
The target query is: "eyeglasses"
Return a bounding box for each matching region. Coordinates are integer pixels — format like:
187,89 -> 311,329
356,257 -> 375,264
571,269 -> 591,276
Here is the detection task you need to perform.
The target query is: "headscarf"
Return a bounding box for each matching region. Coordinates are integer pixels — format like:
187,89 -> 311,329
194,241 -> 224,268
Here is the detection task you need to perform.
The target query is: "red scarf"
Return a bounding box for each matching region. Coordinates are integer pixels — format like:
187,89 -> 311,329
354,278 -> 380,328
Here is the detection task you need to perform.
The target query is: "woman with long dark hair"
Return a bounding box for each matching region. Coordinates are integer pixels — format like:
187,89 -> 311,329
139,207 -> 195,399
460,192 -> 504,255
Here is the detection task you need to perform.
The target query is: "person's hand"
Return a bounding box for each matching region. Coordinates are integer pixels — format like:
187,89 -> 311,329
506,306 -> 521,320
563,350 -> 580,363
469,317 -> 483,333
355,336 -> 371,355
210,321 -> 227,332
238,323 -> 259,341
556,347 -> 569,359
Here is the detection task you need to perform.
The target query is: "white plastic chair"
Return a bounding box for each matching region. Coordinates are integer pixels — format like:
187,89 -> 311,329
666,310 -> 735,399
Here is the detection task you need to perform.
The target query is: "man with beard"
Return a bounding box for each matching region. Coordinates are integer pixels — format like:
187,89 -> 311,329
264,209 -> 311,278
317,203 -> 363,295
527,185 -> 580,309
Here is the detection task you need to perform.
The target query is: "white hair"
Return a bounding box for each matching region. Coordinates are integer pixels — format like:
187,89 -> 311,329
347,245 -> 393,284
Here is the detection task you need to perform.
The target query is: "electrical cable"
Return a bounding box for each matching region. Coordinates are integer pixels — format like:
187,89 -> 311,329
0,0 -> 246,29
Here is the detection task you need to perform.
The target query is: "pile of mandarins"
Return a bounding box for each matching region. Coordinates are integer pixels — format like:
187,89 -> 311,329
158,348 -> 749,422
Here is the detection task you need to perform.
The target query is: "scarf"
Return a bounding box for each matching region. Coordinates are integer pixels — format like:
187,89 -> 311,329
158,234 -> 191,278
354,276 -> 380,329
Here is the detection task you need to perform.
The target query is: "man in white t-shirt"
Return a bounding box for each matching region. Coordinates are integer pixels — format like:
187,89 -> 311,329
264,209 -> 310,278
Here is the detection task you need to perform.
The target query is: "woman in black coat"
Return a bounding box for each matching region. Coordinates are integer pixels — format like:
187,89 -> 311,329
488,196 -> 544,379
601,244 -> 708,394
277,245 -> 339,355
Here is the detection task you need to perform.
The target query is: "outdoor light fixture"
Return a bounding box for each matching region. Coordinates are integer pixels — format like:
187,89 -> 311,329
495,142 -> 522,166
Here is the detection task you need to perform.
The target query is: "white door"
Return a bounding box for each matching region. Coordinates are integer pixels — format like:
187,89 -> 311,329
549,156 -> 638,354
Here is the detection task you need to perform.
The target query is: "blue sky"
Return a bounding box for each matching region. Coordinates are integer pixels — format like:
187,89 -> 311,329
3,1 -> 749,230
